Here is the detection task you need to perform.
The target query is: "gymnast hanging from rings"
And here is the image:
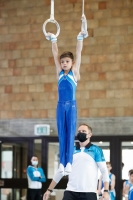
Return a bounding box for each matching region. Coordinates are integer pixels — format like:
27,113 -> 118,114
43,0 -> 88,176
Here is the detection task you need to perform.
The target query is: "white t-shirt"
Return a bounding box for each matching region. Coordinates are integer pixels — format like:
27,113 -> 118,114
53,143 -> 109,193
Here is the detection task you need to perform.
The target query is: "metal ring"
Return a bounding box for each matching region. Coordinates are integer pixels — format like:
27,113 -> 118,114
42,19 -> 60,38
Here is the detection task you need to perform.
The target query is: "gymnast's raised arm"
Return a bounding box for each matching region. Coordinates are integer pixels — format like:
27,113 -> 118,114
72,15 -> 88,82
72,38 -> 83,82
52,42 -> 62,78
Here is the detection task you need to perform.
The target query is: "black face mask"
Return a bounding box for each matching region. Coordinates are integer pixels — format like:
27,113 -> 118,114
77,132 -> 88,143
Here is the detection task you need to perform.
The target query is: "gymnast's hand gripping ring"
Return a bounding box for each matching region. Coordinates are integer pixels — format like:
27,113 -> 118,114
42,0 -> 60,38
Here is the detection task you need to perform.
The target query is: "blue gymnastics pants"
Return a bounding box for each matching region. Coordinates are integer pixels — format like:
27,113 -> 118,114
56,100 -> 77,167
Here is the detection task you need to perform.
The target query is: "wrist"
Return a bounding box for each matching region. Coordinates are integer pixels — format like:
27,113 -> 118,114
77,36 -> 83,41
51,37 -> 57,43
51,40 -> 57,43
47,188 -> 53,193
104,190 -> 109,193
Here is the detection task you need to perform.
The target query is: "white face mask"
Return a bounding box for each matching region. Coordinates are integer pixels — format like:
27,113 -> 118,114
31,161 -> 38,166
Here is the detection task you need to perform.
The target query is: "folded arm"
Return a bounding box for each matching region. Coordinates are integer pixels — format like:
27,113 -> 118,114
38,168 -> 46,182
27,167 -> 40,181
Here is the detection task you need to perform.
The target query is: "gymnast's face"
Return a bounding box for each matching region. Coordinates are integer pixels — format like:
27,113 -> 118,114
130,174 -> 133,183
106,164 -> 112,172
60,57 -> 73,72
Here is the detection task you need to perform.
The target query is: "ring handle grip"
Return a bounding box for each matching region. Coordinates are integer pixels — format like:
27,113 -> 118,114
81,0 -> 88,32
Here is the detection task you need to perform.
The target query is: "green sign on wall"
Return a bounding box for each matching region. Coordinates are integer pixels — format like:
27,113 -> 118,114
34,124 -> 50,135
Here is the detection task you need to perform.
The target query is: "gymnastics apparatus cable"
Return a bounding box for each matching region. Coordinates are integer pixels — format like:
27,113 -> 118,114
42,0 -> 88,37
42,0 -> 60,38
